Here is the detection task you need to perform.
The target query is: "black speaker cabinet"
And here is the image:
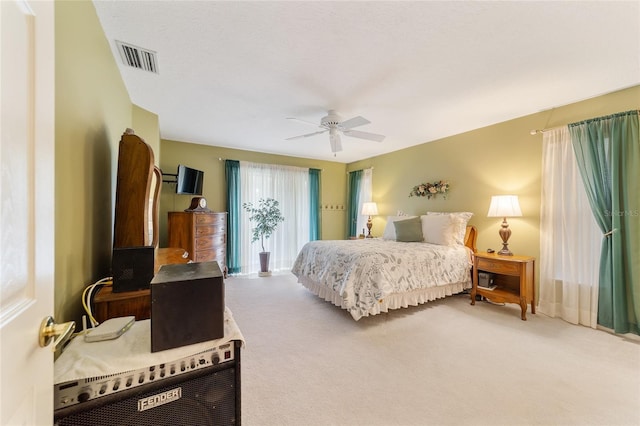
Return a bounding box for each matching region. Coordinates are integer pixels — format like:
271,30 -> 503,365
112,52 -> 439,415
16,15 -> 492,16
54,342 -> 241,426
112,246 -> 155,293
150,261 -> 225,352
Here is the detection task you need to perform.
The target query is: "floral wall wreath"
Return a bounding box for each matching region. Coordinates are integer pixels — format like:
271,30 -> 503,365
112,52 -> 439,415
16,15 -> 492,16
409,180 -> 449,199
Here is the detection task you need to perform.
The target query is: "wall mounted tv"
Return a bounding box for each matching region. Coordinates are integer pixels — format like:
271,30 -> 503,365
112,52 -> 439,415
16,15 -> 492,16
176,164 -> 204,195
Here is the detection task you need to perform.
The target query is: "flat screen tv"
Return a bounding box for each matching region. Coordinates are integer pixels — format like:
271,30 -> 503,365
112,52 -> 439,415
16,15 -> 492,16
176,164 -> 204,195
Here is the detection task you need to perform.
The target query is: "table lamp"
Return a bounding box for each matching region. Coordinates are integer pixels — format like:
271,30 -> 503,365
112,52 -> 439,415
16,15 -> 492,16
361,202 -> 378,238
487,195 -> 522,256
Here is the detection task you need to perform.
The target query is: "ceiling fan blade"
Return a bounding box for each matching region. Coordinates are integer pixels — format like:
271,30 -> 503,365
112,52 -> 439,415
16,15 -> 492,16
286,130 -> 328,141
339,116 -> 370,130
286,117 -> 321,128
343,129 -> 385,142
329,132 -> 342,153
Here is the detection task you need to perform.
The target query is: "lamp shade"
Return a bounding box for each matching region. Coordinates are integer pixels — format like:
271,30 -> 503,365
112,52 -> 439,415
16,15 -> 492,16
361,202 -> 378,216
487,195 -> 522,218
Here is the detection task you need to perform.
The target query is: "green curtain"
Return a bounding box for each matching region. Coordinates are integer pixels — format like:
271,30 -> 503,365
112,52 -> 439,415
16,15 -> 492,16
570,110 -> 640,335
309,168 -> 321,241
224,160 -> 241,274
347,170 -> 362,238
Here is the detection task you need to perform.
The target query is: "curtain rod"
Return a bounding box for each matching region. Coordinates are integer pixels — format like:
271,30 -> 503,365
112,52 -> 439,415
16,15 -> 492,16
529,125 -> 564,135
530,110 -> 640,135
219,157 -> 324,171
346,166 -> 374,175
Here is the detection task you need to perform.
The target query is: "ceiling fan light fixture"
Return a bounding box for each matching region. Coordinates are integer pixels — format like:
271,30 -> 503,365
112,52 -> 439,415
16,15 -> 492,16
329,129 -> 342,153
321,110 -> 342,127
286,110 -> 384,154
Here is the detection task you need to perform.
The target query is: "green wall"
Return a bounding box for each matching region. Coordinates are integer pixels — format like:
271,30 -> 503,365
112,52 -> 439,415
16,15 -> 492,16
158,141 -> 347,245
348,85 -> 640,296
133,105 -> 161,158
55,0 -> 159,324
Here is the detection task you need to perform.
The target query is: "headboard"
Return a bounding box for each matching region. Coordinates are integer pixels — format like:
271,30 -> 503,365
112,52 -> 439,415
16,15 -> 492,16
464,225 -> 477,253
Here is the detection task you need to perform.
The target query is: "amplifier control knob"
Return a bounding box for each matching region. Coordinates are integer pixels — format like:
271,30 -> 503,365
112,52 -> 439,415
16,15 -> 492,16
212,354 -> 220,365
99,385 -> 107,395
77,391 -> 90,403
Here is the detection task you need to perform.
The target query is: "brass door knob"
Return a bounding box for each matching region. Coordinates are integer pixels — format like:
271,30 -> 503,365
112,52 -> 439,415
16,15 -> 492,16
39,316 -> 75,352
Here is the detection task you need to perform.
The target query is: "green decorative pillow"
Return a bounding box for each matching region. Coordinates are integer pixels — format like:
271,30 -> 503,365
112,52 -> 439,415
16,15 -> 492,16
393,216 -> 424,242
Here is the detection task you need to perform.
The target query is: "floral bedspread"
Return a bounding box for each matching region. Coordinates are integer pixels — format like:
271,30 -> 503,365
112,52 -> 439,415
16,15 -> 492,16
291,239 -> 472,320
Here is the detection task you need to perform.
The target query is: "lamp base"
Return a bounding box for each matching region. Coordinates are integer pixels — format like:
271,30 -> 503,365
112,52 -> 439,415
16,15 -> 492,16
498,217 -> 514,256
366,216 -> 373,238
497,245 -> 513,256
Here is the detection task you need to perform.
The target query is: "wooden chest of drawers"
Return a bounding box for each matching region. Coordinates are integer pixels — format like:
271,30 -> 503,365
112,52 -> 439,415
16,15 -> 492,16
168,211 -> 228,276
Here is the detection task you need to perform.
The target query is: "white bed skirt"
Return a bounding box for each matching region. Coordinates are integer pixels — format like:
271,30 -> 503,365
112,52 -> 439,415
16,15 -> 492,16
297,275 -> 471,319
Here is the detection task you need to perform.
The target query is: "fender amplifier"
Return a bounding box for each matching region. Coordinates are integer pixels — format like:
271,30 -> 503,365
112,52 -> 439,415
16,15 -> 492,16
54,341 -> 241,426
53,314 -> 243,426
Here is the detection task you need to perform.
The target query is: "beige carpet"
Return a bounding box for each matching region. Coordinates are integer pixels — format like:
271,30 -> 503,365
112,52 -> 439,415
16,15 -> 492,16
225,273 -> 640,426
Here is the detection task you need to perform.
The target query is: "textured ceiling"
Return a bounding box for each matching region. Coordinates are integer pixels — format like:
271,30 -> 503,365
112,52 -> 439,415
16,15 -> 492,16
93,1 -> 640,163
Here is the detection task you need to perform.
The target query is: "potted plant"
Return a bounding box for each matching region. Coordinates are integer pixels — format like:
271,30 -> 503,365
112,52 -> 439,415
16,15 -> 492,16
243,198 -> 285,276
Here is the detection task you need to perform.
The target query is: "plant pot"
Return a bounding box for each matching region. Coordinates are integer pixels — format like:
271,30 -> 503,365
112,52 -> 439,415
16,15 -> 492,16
259,252 -> 271,277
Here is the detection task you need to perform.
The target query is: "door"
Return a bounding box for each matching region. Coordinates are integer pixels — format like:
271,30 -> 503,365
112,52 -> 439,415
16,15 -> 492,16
0,1 -> 55,425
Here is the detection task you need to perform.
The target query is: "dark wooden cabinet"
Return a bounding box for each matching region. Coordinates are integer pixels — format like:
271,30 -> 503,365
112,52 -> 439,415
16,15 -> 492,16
168,211 -> 228,276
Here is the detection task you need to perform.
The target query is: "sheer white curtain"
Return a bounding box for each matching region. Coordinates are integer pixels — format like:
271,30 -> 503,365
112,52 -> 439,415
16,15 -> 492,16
355,167 -> 373,235
539,127 -> 601,327
239,162 -> 310,275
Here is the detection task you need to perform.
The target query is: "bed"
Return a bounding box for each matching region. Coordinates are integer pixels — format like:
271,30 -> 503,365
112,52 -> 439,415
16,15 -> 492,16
292,213 -> 477,320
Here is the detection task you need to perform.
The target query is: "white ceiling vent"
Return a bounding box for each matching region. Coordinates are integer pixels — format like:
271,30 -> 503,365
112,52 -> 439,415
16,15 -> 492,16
116,40 -> 158,74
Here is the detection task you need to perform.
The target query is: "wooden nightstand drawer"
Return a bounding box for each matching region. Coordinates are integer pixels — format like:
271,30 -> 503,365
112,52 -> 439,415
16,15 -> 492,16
476,257 -> 521,275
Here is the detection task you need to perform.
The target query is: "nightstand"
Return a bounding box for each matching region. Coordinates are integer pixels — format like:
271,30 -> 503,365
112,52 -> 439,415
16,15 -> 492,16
470,252 -> 535,320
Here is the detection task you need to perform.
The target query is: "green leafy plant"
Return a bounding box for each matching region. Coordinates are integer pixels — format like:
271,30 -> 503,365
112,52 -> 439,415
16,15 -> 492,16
242,198 -> 285,252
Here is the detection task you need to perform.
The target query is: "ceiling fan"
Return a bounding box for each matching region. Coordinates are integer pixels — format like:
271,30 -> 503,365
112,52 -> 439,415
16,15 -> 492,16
286,110 -> 385,153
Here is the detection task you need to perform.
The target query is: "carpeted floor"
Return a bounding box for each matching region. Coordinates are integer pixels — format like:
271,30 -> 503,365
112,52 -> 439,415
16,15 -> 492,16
225,273 -> 640,426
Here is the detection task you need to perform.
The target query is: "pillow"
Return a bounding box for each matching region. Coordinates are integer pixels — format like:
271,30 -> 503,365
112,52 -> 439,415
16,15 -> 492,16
393,217 -> 424,242
382,215 -> 417,240
420,214 -> 457,245
425,211 -> 473,245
